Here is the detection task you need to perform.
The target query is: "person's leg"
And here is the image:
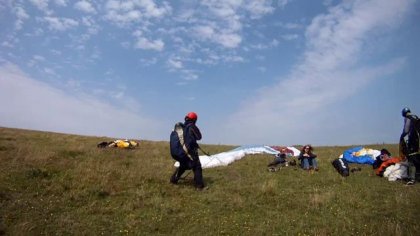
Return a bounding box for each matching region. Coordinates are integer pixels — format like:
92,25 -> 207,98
268,159 -> 281,167
170,168 -> 179,184
410,154 -> 420,181
302,158 -> 310,170
176,160 -> 190,179
192,159 -> 205,189
407,156 -> 416,185
170,155 -> 181,184
311,158 -> 319,171
170,155 -> 190,184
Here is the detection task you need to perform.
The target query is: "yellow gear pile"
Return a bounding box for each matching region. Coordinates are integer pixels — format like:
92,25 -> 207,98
97,139 -> 139,149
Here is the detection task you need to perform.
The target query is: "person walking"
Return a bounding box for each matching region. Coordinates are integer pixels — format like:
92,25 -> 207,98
400,107 -> 420,185
169,112 -> 205,189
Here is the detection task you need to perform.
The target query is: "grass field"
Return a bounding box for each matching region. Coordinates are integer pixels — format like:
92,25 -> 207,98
1,127 -> 419,235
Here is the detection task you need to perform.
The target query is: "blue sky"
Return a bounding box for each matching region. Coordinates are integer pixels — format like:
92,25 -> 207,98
0,0 -> 419,146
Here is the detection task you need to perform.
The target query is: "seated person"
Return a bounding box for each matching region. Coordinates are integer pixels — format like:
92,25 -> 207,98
267,148 -> 287,172
267,148 -> 287,171
372,148 -> 392,169
298,145 -> 319,171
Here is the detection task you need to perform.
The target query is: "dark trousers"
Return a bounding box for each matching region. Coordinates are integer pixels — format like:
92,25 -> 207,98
268,157 -> 286,167
408,154 -> 420,180
172,154 -> 204,188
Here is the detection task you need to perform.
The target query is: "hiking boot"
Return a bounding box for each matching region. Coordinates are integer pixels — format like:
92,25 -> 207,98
170,175 -> 178,184
170,168 -> 179,184
406,180 -> 415,186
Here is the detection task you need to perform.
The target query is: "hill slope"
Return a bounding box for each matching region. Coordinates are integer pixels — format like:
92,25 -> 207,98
0,127 -> 419,235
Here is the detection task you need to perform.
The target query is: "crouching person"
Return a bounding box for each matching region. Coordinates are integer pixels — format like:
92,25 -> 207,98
169,112 -> 205,190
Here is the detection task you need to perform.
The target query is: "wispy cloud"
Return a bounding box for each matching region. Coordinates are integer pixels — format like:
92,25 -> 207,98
134,36 -> 164,51
0,62 -> 163,140
13,5 -> 29,30
104,0 -> 171,26
54,0 -> 68,7
74,1 -> 96,14
29,0 -> 53,15
281,34 -> 298,41
43,16 -> 79,31
219,0 -> 413,145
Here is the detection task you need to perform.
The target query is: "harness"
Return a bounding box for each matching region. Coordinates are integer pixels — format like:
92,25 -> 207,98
174,123 -> 193,160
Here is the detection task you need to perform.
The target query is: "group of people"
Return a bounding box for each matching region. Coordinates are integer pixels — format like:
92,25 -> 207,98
169,107 -> 419,189
267,145 -> 319,172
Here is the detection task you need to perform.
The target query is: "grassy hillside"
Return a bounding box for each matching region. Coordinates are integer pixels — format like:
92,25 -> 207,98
1,127 -> 419,235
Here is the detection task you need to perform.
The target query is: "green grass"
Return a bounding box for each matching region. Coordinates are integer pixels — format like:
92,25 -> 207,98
1,127 -> 419,235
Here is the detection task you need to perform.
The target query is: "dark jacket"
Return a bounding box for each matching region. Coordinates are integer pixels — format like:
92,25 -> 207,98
401,114 -> 419,155
184,120 -> 202,157
298,152 -> 317,160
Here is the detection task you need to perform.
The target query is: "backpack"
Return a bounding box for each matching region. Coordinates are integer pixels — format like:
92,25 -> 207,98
408,114 -> 420,131
401,114 -> 420,156
332,158 -> 350,177
169,122 -> 193,160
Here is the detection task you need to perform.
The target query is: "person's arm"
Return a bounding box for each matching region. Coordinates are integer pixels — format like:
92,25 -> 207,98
310,153 -> 317,158
190,124 -> 202,141
400,118 -> 411,140
184,124 -> 201,155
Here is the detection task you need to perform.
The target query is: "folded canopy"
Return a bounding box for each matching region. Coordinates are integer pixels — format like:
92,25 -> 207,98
339,146 -> 380,165
175,145 -> 300,169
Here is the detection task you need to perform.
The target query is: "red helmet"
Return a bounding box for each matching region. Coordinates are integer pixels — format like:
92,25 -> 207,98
185,112 -> 198,121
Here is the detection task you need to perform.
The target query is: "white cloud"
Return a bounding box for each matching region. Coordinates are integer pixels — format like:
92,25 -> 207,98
193,25 -> 242,48
29,0 -> 52,15
244,0 -> 275,19
43,16 -> 79,31
194,25 -> 215,40
1,41 -> 14,48
257,66 -> 267,73
29,0 -> 48,10
74,1 -> 96,14
54,0 -> 67,7
104,0 -> 171,26
27,55 -> 46,67
181,69 -> 199,81
44,67 -> 58,76
276,22 -> 303,29
188,1 -> 278,49
219,0 -> 413,145
0,62 -> 163,140
168,58 -> 183,69
282,34 -> 298,41
134,37 -> 164,51
222,55 -> 244,63
14,5 -> 29,30
217,33 -> 242,48
139,57 -> 157,67
277,0 -> 290,9
80,16 -> 100,35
